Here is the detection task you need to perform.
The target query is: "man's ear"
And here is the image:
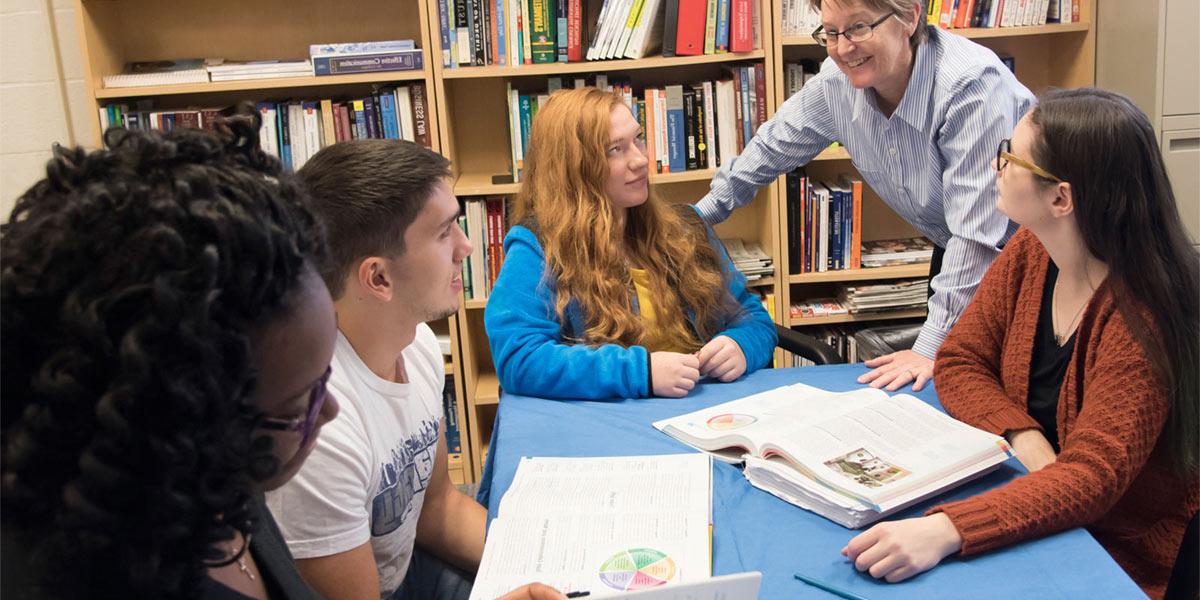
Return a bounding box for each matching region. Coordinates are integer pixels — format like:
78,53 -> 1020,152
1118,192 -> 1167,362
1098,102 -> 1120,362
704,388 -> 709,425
355,256 -> 394,302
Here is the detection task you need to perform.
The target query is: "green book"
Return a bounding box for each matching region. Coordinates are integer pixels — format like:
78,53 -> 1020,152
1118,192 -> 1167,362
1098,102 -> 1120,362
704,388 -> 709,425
528,0 -> 556,63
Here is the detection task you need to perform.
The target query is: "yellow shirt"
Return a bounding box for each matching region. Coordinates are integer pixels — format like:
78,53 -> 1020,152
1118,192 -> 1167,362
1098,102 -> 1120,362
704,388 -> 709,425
629,268 -> 691,353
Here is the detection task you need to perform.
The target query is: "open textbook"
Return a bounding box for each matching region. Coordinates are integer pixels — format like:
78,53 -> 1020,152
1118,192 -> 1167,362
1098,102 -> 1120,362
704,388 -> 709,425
470,454 -> 714,600
653,384 -> 1014,528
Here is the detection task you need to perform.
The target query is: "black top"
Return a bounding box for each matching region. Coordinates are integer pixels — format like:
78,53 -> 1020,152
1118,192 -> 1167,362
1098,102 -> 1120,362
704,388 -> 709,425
205,495 -> 321,600
1027,262 -> 1077,453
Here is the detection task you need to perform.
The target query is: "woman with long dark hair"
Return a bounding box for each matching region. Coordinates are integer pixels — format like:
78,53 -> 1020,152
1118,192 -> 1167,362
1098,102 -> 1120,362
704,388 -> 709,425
0,116 -> 340,599
842,88 -> 1199,600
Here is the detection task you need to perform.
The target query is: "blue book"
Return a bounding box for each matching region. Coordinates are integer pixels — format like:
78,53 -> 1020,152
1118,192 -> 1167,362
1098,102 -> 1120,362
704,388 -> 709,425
277,104 -> 292,172
312,50 -> 423,76
379,92 -> 400,139
438,0 -> 454,67
829,184 -> 842,270
351,100 -> 368,140
715,0 -> 731,51
739,67 -> 752,147
519,95 -> 533,157
495,0 -> 507,66
666,85 -> 686,173
556,0 -> 568,62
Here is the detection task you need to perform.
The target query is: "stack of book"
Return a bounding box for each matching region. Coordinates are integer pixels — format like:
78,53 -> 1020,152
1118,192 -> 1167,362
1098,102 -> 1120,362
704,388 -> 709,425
309,40 -> 424,76
721,238 -> 774,281
785,170 -> 864,274
861,237 -> 934,268
505,68 -> 765,181
206,59 -> 313,81
459,196 -> 509,301
839,279 -> 929,314
435,0 -> 759,67
102,59 -> 217,89
782,59 -> 819,98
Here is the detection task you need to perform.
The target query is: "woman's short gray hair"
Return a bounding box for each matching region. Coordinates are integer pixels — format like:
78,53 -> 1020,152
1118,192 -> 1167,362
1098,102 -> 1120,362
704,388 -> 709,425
807,0 -> 929,47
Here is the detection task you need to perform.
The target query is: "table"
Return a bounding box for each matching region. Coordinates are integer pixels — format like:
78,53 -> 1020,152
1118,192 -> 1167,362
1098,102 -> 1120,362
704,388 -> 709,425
478,365 -> 1145,599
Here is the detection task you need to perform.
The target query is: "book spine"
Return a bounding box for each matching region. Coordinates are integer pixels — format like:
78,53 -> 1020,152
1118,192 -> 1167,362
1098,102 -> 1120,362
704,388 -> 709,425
567,0 -> 583,60
656,88 -> 669,172
302,102 -> 321,165
715,0 -> 730,51
496,0 -> 508,65
556,0 -> 568,60
675,0 -> 706,55
521,0 -> 533,63
362,96 -> 379,139
703,0 -> 718,54
410,82 -> 432,148
644,89 -> 658,173
702,80 -> 716,169
851,179 -> 862,269
729,0 -> 752,51
683,87 -> 698,171
351,100 -> 367,140
439,0 -> 455,66
662,0 -> 680,56
739,66 -> 751,147
319,99 -> 336,146
455,0 -> 472,64
754,62 -> 767,132
471,0 -> 487,65
529,0 -> 556,62
519,95 -> 533,171
312,51 -> 424,75
665,85 -> 685,173
378,93 -> 399,139
731,69 -> 744,154
278,104 -> 292,171
309,40 -> 415,56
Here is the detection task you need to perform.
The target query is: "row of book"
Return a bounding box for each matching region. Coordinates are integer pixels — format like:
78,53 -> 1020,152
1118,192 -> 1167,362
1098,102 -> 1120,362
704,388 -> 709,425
99,83 -> 433,173
435,0 -> 759,67
459,197 -> 510,300
781,0 -> 1078,37
101,42 -> 425,90
722,238 -> 774,280
785,171 -> 864,274
506,67 -> 766,181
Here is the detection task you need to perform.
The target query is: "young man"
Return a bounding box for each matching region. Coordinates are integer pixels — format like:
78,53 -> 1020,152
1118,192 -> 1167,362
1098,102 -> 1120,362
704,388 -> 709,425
265,139 -> 484,600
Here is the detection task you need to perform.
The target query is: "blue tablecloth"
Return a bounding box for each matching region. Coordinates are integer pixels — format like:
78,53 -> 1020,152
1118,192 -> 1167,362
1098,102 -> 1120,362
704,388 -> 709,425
479,365 -> 1144,599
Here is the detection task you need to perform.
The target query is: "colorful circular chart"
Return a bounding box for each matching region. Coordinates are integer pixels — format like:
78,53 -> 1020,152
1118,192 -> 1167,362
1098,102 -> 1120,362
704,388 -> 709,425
706,413 -> 757,431
598,548 -> 677,591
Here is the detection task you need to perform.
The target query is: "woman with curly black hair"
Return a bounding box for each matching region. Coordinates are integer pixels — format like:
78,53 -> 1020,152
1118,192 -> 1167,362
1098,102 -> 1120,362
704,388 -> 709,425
0,114 -> 339,599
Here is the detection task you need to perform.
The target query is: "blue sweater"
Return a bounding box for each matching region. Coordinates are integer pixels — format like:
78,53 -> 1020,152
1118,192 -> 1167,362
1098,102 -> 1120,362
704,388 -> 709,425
484,217 -> 777,399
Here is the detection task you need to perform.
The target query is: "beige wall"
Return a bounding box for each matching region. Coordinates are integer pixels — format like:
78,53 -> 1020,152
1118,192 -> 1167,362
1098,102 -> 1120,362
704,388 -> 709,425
1,0 -> 92,219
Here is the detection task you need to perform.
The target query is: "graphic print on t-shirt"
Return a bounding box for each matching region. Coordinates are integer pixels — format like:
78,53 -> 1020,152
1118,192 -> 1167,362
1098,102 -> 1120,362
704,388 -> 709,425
370,418 -> 439,536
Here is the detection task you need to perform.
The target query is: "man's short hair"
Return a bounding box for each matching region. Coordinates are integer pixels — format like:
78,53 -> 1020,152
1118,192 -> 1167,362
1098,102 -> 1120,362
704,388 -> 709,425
298,140 -> 452,299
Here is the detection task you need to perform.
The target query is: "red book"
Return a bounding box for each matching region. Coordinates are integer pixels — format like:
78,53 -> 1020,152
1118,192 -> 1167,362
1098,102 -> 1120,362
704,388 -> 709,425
1071,0 -> 1079,22
954,0 -> 974,28
731,68 -> 744,154
490,0 -> 500,65
729,0 -> 752,52
567,0 -> 582,61
754,62 -> 767,131
938,0 -> 954,27
337,103 -> 352,142
675,0 -> 708,56
409,83 -> 432,149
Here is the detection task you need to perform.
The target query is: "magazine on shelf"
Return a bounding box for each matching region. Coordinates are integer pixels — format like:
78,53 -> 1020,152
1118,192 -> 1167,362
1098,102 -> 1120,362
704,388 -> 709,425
653,383 -> 1014,528
861,237 -> 935,267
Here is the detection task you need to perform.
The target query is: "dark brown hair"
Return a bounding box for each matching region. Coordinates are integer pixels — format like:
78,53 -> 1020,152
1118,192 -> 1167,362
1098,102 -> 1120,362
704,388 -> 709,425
1031,87 -> 1199,474
298,139 -> 452,298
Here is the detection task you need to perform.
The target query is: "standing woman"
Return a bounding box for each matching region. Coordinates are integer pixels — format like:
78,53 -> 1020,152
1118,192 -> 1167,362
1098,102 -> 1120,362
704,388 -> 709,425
843,88 -> 1199,600
485,87 -> 777,400
696,0 -> 1034,391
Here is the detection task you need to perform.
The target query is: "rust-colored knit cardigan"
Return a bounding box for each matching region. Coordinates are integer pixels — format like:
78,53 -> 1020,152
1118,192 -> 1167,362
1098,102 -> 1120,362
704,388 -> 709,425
929,228 -> 1198,599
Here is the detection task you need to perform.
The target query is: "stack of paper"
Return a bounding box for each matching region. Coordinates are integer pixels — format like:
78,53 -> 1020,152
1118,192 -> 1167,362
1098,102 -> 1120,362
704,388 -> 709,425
722,238 -> 774,281
654,383 -> 1014,528
839,279 -> 929,313
861,237 -> 935,268
102,59 -> 217,88
470,454 -> 712,599
207,59 -> 313,81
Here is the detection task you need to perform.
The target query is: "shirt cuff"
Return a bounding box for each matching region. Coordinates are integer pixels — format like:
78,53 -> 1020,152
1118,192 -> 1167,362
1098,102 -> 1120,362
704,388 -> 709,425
695,196 -> 723,225
912,322 -> 950,360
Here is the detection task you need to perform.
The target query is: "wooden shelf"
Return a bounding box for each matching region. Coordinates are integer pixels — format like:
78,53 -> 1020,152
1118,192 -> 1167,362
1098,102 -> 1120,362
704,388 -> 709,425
747,276 -> 776,288
474,372 -> 500,405
787,262 -> 930,284
441,50 -> 767,79
93,70 -> 430,100
790,308 -> 927,326
455,167 -> 724,196
781,22 -> 1090,47
464,297 -> 487,310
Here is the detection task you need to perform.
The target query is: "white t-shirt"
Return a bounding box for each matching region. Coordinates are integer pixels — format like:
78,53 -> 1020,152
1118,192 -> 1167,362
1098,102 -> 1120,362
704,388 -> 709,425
266,324 -> 444,598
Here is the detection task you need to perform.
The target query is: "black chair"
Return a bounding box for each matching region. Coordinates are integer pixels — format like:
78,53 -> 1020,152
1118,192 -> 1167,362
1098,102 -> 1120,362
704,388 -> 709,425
852,321 -> 924,361
1164,511 -> 1198,600
775,324 -> 844,366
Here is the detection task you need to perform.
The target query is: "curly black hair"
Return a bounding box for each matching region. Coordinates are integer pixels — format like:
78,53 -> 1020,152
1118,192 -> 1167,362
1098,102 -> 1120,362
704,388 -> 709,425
1,110 -> 325,598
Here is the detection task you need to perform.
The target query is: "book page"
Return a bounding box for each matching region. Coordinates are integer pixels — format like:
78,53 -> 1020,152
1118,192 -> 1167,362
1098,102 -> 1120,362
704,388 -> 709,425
471,454 -> 712,600
766,394 -> 1009,508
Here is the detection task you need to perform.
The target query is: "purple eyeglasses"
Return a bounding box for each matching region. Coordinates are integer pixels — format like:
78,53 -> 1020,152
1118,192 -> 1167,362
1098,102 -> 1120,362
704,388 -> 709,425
260,365 -> 332,449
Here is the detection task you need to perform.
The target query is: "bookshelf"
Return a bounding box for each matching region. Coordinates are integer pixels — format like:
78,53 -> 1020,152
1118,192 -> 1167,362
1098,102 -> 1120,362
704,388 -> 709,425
423,0 -> 782,481
770,0 -> 1097,358
73,0 -> 1099,484
73,0 -> 472,485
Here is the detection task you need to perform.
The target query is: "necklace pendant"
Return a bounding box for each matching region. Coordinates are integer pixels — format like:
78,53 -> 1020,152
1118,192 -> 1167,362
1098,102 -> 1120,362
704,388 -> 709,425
237,557 -> 256,581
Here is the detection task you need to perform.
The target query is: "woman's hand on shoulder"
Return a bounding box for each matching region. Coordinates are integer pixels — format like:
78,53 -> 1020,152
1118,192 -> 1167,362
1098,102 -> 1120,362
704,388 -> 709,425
697,336 -> 747,383
842,513 -> 963,583
651,351 -> 701,397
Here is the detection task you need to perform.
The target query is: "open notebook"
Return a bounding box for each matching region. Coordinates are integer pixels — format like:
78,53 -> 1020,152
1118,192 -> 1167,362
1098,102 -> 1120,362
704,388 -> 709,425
653,383 -> 1014,528
470,454 -> 713,599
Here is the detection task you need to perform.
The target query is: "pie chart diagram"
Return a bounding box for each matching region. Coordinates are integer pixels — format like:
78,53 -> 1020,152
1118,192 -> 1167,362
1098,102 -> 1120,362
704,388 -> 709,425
598,548 -> 677,591
706,413 -> 757,431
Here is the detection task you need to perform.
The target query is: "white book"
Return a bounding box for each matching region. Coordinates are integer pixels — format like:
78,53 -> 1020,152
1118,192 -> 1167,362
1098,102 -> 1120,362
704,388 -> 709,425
286,103 -> 308,171
467,199 -> 488,298
596,0 -> 633,59
654,383 -> 1013,528
623,0 -> 665,58
814,183 -> 830,272
715,80 -> 737,167
470,454 -> 712,599
508,84 -> 523,179
396,87 -> 416,142
701,81 -> 717,169
613,0 -> 643,58
508,0 -> 522,66
302,104 -> 322,163
655,89 -> 669,172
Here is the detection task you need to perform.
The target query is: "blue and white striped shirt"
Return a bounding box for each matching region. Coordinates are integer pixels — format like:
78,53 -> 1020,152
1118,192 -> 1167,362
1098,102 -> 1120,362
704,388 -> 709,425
697,26 -> 1034,359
